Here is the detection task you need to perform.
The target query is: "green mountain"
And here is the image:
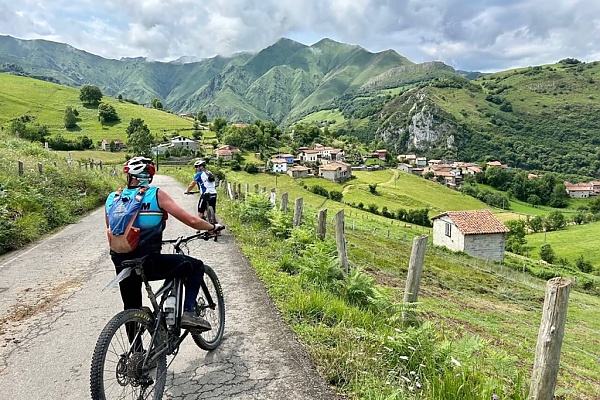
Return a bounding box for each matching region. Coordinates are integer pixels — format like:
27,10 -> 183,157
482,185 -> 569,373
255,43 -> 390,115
3,35 -> 600,176
372,61 -> 600,176
0,35 -> 416,124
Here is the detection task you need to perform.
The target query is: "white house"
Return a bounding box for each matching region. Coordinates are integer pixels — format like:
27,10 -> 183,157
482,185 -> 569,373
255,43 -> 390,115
270,158 -> 288,173
298,149 -> 319,163
431,210 -> 509,262
170,136 -> 200,150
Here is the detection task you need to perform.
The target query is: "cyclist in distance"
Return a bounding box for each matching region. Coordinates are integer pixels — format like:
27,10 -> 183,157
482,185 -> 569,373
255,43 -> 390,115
185,159 -> 217,220
105,156 -> 222,331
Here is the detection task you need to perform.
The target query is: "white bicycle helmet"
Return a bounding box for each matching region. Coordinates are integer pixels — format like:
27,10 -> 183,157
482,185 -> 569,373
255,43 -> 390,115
123,156 -> 155,186
194,159 -> 206,167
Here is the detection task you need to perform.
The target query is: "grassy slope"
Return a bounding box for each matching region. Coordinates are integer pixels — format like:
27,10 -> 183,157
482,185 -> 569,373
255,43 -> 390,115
163,167 -> 600,398
0,73 -> 195,143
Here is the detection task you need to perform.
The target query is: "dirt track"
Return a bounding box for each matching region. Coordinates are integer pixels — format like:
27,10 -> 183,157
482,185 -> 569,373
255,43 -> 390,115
0,175 -> 341,400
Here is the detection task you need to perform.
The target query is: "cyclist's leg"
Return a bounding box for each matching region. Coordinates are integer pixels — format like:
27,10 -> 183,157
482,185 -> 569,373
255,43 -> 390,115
197,194 -> 208,219
209,194 -> 217,214
144,253 -> 205,312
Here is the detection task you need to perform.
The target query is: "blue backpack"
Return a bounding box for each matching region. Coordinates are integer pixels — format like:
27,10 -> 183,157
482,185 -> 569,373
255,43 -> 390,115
106,187 -> 148,253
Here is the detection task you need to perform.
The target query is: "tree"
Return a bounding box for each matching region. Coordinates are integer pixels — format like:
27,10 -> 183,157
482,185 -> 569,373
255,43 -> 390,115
151,98 -> 163,109
505,219 -> 526,254
79,85 -> 103,105
98,103 -> 119,123
197,111 -> 208,123
126,118 -> 150,137
117,94 -> 123,101
64,106 -> 77,129
527,215 -> 545,233
127,125 -> 154,157
211,117 -> 227,137
540,243 -> 555,264
544,210 -> 566,231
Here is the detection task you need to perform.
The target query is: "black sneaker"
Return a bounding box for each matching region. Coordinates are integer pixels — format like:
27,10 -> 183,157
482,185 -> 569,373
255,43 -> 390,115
181,311 -> 211,332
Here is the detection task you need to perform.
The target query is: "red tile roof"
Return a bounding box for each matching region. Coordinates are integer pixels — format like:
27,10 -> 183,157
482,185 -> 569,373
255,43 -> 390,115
433,210 -> 508,235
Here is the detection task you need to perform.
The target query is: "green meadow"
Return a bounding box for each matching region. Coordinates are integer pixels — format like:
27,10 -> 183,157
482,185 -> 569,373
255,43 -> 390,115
0,73 -> 195,144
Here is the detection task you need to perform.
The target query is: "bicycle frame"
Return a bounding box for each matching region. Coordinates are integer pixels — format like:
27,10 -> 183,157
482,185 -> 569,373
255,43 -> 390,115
104,231 -> 220,365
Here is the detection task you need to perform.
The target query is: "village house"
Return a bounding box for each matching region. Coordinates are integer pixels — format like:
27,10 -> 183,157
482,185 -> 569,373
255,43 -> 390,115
287,165 -> 310,179
373,149 -> 387,160
270,157 -> 288,173
298,149 -> 320,163
319,161 -> 352,183
216,144 -> 241,161
100,139 -> 124,151
170,136 -> 200,150
397,163 -> 414,173
432,210 -> 509,262
415,157 -> 427,167
397,154 -> 417,165
273,153 -> 295,164
486,161 -> 509,169
151,143 -> 172,155
564,181 -> 595,198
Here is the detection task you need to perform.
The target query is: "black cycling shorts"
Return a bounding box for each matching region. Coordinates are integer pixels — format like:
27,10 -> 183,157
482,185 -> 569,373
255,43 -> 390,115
197,193 -> 217,214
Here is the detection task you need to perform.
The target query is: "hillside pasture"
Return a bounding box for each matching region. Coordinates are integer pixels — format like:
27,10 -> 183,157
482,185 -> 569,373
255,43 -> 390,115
0,73 -> 195,144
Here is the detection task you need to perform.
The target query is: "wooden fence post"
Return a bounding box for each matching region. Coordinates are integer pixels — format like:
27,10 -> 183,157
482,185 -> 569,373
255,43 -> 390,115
18,160 -> 24,176
281,193 -> 288,212
37,162 -> 43,175
254,184 -> 259,194
245,183 -> 249,198
293,198 -> 303,227
402,234 -> 429,324
335,210 -> 348,274
269,188 -> 276,206
529,277 -> 572,400
227,182 -> 234,200
261,186 -> 266,193
317,209 -> 327,240
99,161 -> 103,170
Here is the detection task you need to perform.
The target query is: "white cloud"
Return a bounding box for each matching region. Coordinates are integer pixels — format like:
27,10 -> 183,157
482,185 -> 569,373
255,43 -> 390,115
0,0 -> 599,71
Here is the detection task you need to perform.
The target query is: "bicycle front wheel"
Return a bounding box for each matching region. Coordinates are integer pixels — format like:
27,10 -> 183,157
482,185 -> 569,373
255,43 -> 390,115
90,309 -> 167,400
192,265 -> 225,350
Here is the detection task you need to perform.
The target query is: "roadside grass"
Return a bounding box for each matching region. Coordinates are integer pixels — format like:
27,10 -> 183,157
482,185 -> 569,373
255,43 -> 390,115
0,73 -> 195,143
164,168 -> 600,399
0,131 -> 122,254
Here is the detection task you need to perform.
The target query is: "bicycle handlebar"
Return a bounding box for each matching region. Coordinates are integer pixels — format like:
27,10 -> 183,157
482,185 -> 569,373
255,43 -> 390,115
162,225 -> 225,246
184,191 -> 200,195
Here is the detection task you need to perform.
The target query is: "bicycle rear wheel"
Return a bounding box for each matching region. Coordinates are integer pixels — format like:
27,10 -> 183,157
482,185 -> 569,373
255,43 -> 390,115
90,309 -> 167,400
205,205 -> 218,241
192,265 -> 225,351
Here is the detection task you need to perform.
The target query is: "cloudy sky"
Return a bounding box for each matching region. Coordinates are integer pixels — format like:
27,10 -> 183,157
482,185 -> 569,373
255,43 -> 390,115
1,0 -> 599,72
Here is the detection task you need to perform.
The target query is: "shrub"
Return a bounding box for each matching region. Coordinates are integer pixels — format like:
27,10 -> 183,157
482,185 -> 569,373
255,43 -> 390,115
540,243 -> 556,264
239,194 -> 272,225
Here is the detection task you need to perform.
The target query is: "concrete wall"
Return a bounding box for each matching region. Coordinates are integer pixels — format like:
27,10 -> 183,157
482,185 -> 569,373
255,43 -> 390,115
433,215 -> 506,261
464,233 -> 506,262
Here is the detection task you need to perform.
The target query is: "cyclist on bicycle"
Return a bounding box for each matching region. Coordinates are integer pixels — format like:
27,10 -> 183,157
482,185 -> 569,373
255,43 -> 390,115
185,159 -> 217,221
106,156 -> 222,331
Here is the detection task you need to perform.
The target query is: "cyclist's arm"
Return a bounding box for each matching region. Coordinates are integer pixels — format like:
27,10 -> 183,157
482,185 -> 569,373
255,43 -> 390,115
158,188 -> 215,231
185,180 -> 196,193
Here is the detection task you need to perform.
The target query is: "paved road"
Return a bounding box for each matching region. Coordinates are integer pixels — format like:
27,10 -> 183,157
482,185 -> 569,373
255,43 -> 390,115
0,175 -> 341,400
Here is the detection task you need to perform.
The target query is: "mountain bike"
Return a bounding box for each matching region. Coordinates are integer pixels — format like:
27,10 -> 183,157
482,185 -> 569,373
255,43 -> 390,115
185,191 -> 217,241
90,227 -> 226,400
